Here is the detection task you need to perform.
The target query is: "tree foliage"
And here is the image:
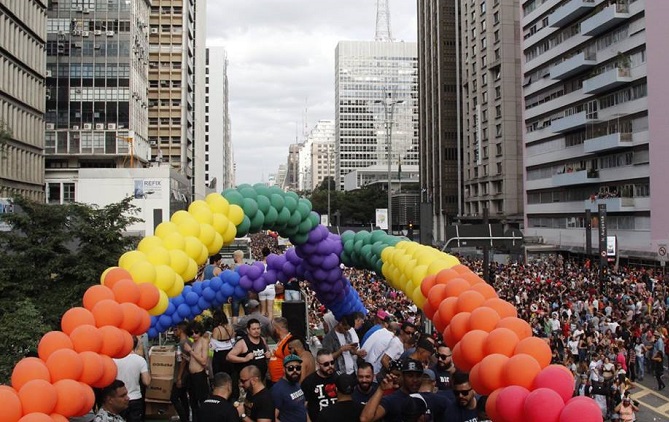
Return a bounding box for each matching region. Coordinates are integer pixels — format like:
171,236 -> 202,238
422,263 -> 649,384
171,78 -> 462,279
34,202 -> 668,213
307,179 -> 387,226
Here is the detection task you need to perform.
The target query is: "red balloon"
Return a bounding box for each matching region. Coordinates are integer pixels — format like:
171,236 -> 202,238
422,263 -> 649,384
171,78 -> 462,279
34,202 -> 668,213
38,331 -> 73,361
533,365 -> 577,404
496,386 -> 530,422
427,284 -> 448,309
482,298 -> 518,319
469,362 -> 483,394
60,308 -> 95,335
78,351 -> 104,385
112,278 -> 142,304
92,299 -> 123,328
53,380 -> 84,417
515,337 -> 552,369
455,290 -> 486,314
432,309 -> 446,334
98,326 -> 125,358
50,414 -> 68,422
442,326 -> 457,349
458,330 -> 489,371
119,303 -> 143,334
437,297 -> 459,326
485,388 -> 503,422
103,267 -> 133,289
468,306 -> 501,333
478,354 -> 509,395
0,387 -> 22,422
116,329 -> 134,359
483,328 -> 519,357
82,285 -> 114,311
434,268 -> 459,285
444,278 -> 470,298
524,388 -> 565,422
136,283 -> 160,311
18,414 -> 52,422
460,271 -> 485,286
502,353 -> 541,390
451,264 -> 473,275
12,358 -> 51,391
19,379 -> 57,415
468,282 -> 498,300
451,342 -> 468,374
448,312 -> 472,345
497,317 -> 532,340
46,349 -> 83,382
91,355 -> 117,388
69,325 -> 102,353
75,383 -> 96,417
420,274 -> 437,297
422,299 -> 436,320
131,309 -> 152,336
559,396 -> 604,422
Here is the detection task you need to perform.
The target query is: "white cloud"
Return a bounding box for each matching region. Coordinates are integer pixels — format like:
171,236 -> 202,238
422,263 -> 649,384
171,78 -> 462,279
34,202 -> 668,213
206,0 -> 417,184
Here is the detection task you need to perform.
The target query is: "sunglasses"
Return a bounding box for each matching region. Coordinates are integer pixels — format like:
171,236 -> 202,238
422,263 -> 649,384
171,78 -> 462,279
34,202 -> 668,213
438,354 -> 452,360
319,360 -> 335,367
454,389 -> 472,396
286,365 -> 302,372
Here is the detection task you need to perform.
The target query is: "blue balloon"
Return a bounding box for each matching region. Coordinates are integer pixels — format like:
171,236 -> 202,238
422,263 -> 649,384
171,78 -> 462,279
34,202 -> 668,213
150,315 -> 159,326
233,286 -> 246,300
202,280 -> 211,289
159,314 -> 172,328
177,303 -> 191,319
197,297 -> 210,310
155,322 -> 165,333
185,291 -> 199,306
190,305 -> 202,316
210,277 -> 223,291
221,282 -> 235,298
172,295 -> 185,306
148,328 -> 159,338
228,271 -> 240,287
215,291 -> 228,304
165,302 -> 176,316
182,285 -> 193,295
171,313 -> 182,325
192,282 -> 203,295
203,287 -> 216,302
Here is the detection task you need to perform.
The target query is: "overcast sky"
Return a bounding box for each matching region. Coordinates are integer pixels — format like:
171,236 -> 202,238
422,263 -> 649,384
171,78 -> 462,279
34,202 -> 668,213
206,0 -> 418,185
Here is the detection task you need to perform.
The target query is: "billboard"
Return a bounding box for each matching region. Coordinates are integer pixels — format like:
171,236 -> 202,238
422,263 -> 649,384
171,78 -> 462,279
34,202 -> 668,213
0,198 -> 14,232
376,208 -> 388,230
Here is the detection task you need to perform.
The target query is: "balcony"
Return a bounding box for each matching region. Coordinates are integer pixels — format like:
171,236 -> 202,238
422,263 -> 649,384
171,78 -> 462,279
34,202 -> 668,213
552,169 -> 600,187
551,111 -> 599,133
584,197 -> 635,212
549,0 -> 596,28
550,51 -> 597,80
583,132 -> 633,154
581,2 -> 630,37
582,67 -> 632,94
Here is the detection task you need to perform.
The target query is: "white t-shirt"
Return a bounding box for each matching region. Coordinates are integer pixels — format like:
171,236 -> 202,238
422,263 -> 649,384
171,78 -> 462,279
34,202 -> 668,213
114,353 -> 149,400
335,328 -> 360,374
364,329 -> 404,374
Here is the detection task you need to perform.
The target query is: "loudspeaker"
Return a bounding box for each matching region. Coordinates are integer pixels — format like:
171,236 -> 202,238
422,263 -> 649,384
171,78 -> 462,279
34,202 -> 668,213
282,301 -> 307,341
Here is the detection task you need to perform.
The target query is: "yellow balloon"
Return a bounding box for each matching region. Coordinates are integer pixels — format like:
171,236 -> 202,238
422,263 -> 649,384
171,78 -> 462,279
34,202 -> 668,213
404,242 -> 420,257
211,213 -> 230,235
177,218 -> 201,238
184,236 -> 204,261
227,204 -> 244,226
427,259 -> 452,276
381,262 -> 393,279
207,233 -> 224,255
395,240 -> 410,251
129,260 -> 156,284
119,250 -> 147,270
169,249 -> 190,275
182,258 -> 198,282
380,246 -> 395,262
196,245 -> 209,266
198,223 -> 216,247
170,210 -> 192,225
154,221 -> 179,239
397,273 -> 408,291
403,259 -> 418,279
412,265 -> 428,286
395,254 -> 412,271
162,232 -> 186,251
154,264 -> 177,292
166,273 -> 185,298
190,207 -> 214,226
412,286 -> 426,309
146,246 -> 171,266
137,236 -> 164,254
222,221 -> 237,244
148,290 -> 169,316
417,253 -> 436,267
206,193 -> 230,215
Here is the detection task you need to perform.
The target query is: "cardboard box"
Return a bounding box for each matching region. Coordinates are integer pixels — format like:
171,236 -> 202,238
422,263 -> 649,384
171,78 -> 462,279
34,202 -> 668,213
150,345 -> 176,377
145,376 -> 174,401
145,400 -> 176,420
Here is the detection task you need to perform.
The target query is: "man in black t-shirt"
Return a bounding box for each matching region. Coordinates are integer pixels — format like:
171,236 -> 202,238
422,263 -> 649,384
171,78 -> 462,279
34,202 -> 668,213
301,349 -> 339,421
236,365 -> 275,422
431,345 -> 456,391
352,362 -> 378,405
198,373 -> 240,422
319,373 -> 364,422
440,372 -> 478,422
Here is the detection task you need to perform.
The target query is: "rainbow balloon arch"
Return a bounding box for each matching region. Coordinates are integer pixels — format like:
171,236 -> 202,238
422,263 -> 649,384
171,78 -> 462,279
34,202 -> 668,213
1,184 -> 603,422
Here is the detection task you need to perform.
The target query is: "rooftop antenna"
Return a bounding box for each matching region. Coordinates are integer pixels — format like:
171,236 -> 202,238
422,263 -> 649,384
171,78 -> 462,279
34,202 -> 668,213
375,0 -> 393,42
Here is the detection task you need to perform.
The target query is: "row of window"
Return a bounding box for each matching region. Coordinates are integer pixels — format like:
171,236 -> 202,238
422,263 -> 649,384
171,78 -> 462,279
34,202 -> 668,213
46,40 -> 132,56
47,62 -> 131,78
527,182 -> 650,205
49,0 -> 134,13
0,12 -> 46,72
1,100 -> 44,147
528,215 -> 650,231
0,142 -> 44,186
47,18 -> 133,33
0,56 -> 44,111
46,182 -> 76,204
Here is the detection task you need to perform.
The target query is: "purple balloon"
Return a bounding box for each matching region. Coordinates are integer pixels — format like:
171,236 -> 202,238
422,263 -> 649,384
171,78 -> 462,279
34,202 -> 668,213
237,265 -> 249,277
307,226 -> 324,244
286,249 -> 302,265
307,254 -> 324,267
322,291 -> 337,302
266,253 -> 280,267
318,280 -> 332,293
331,280 -> 344,294
247,265 -> 262,280
239,275 -> 253,290
282,261 -> 296,277
296,265 -> 306,279
253,278 -> 266,293
316,239 -> 332,255
313,268 -> 329,281
263,269 -> 277,284
300,242 -> 318,255
336,289 -> 347,302
322,253 -> 339,270
276,271 -> 289,283
327,268 -> 342,283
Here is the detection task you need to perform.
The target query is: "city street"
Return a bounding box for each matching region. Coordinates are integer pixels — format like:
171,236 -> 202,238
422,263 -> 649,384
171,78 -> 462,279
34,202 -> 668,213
629,376 -> 669,421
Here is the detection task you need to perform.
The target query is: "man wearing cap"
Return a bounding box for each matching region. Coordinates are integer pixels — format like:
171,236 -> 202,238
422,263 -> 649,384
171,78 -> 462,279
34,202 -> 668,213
234,299 -> 271,338
270,354 -> 307,422
360,359 -> 447,422
319,373 -> 365,421
406,335 -> 435,368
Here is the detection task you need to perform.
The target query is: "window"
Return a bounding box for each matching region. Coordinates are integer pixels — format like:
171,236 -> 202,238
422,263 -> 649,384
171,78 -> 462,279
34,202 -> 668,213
495,105 -> 502,118
481,1 -> 486,14
63,183 -> 75,203
494,30 -> 500,43
496,143 -> 503,156
481,73 -> 488,86
496,124 -> 502,137
495,86 -> 501,99
47,183 -> 61,204
493,12 -> 499,24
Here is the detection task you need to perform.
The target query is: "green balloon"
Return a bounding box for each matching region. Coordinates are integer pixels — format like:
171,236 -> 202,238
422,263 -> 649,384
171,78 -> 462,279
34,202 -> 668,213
276,207 -> 291,225
242,197 -> 258,218
282,225 -> 299,237
223,189 -> 244,207
264,206 -> 278,227
288,210 -> 302,227
285,190 -> 299,202
236,183 -> 252,190
298,218 -> 312,234
283,196 -> 298,214
340,251 -> 352,267
308,211 -> 320,228
249,209 -> 265,232
296,202 -> 310,220
341,230 -> 356,244
240,187 -> 257,200
253,183 -> 271,197
236,215 -> 251,237
354,240 -> 364,253
354,230 -> 371,245
371,241 -> 386,257
270,194 -> 285,212
361,244 -> 373,261
268,185 -> 284,196
291,233 -> 309,245
256,195 -> 271,215
298,198 -> 313,213
370,230 -> 387,244
344,239 -> 354,254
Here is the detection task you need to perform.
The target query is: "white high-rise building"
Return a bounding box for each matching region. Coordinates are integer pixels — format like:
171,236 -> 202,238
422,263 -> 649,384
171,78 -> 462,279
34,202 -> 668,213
301,120 -> 335,192
334,41 -> 418,191
205,46 -> 233,192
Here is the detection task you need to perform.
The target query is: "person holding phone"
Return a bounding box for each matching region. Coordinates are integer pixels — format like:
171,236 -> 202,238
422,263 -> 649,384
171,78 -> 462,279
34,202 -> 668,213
322,314 -> 364,374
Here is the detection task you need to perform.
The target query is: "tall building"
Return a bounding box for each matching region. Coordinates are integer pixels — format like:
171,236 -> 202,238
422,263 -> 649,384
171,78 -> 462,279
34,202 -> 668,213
44,0 -> 152,204
307,120 -> 336,191
283,144 -> 300,191
459,0 -> 524,225
417,0 -> 458,243
520,0 -> 664,259
334,41 -> 418,192
0,0 -> 47,201
147,0 -> 206,201
204,46 -> 233,192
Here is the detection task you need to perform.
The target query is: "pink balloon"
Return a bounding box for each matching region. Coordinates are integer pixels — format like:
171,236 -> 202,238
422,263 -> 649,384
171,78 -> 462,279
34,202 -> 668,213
533,365 -> 575,403
559,397 -> 604,422
496,386 -> 530,422
524,388 -> 565,422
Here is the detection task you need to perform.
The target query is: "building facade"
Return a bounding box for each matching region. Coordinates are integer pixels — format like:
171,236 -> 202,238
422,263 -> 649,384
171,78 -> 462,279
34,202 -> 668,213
44,0 -> 151,205
204,46 -> 233,192
334,41 -> 418,192
521,0 -> 666,259
305,120 -> 335,192
0,0 -> 47,201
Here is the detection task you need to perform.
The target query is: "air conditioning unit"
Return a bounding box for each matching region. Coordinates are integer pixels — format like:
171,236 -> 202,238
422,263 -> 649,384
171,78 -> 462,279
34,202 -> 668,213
150,28 -> 159,34
83,7 -> 91,13
73,42 -> 82,48
83,123 -> 92,130
82,31 -> 90,37
75,88 -> 82,93
72,30 -> 81,36
94,30 -> 102,36
107,123 -> 116,130
95,123 -> 105,130
76,6 -> 83,12
45,70 -> 52,77
94,44 -> 101,49
106,31 -> 114,36
46,123 -> 55,130
150,141 -> 157,146
72,125 -> 80,130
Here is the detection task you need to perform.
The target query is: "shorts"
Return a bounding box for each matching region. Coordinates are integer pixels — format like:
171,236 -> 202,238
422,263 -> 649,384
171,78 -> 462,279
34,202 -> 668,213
259,284 -> 276,300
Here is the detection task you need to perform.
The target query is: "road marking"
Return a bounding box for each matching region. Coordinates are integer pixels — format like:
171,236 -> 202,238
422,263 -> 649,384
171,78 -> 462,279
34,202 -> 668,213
631,383 -> 669,419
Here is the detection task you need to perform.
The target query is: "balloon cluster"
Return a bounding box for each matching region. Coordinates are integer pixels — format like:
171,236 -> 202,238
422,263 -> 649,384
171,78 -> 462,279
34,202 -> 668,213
222,184 -> 320,245
340,229 -> 399,274
3,268 -> 159,421
238,261 -> 275,293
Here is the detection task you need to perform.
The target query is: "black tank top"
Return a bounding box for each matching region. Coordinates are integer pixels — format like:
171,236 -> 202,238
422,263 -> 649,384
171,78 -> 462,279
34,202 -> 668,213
238,336 -> 268,379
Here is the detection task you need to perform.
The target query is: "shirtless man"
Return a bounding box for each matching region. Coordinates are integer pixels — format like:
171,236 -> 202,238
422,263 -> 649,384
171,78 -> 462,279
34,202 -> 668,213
188,322 -> 210,422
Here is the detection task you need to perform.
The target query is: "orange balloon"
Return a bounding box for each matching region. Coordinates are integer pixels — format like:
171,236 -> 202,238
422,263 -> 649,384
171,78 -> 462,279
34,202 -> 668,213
442,326 -> 457,349
60,308 -> 96,336
137,283 -> 160,310
12,358 -> 51,390
69,325 -> 102,353
92,299 -> 123,328
19,380 -> 57,415
444,278 -> 470,298
119,303 -> 143,334
437,297 -> 459,326
502,353 -> 541,390
485,388 -> 503,422
91,355 -> 117,388
434,268 -> 459,285
422,299 -> 436,320
514,337 -> 552,369
451,342 -> 468,373
432,309 -> 446,334
469,362 -> 485,395
420,274 -> 437,297
50,414 -> 68,422
0,387 -> 22,422
478,354 -> 509,395
102,267 -> 134,289
75,383 -> 95,417
116,329 -> 134,359
496,317 -> 532,340
38,331 -> 73,361
53,379 -> 84,417
468,307 -> 501,333
82,285 -> 114,311
427,284 -> 448,309
451,264 -> 473,275
482,298 -> 518,319
18,414 -> 52,422
460,271 -> 485,286
483,328 -> 520,357
46,349 -> 83,382
468,283 -> 498,300
112,279 -> 141,304
458,330 -> 489,371
78,351 -> 104,385
449,312 -> 472,345
98,326 -> 125,357
455,290 -> 486,314
131,310 -> 152,336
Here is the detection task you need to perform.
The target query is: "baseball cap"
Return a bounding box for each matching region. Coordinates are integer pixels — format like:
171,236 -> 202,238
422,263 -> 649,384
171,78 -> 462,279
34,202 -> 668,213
422,369 -> 436,381
402,358 -> 423,373
376,309 -> 389,320
283,354 -> 302,366
246,299 -> 260,310
335,373 -> 357,395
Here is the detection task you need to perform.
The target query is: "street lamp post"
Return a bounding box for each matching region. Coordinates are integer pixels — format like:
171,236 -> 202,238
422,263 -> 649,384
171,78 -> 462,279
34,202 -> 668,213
376,93 -> 404,234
